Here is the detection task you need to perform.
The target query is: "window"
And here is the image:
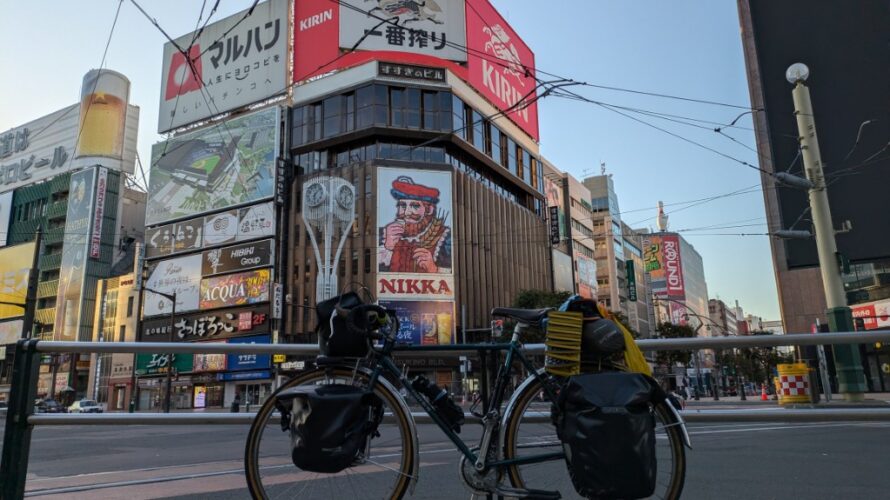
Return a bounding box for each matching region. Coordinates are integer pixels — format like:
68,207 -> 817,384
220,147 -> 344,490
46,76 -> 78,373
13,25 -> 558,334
472,111 -> 484,151
490,126 -> 502,166
506,137 -> 517,175
364,249 -> 372,274
365,174 -> 372,196
118,325 -> 126,343
374,84 -> 388,125
356,85 -> 374,129
390,87 -> 405,127
422,90 -> 438,130
452,95 -> 465,139
126,296 -> 134,317
323,95 -> 342,138
352,250 -> 358,275
438,91 -> 452,131
405,88 -> 421,129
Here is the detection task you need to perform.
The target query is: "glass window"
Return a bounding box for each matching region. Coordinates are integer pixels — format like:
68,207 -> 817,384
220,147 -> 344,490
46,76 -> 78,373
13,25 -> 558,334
311,103 -> 322,141
344,92 -> 355,133
452,95 -> 465,139
483,121 -> 492,156
356,85 -> 373,129
405,88 -> 421,129
364,249 -> 372,273
127,296 -> 134,317
352,250 -> 358,275
119,325 -> 126,342
422,90 -> 438,130
522,150 -> 532,184
365,174 -> 372,196
490,126 -> 501,166
472,111 -> 484,151
374,84 -> 388,125
323,95 -> 341,138
438,91 -> 452,131
506,137 -> 517,175
390,87 -> 404,127
429,146 -> 446,163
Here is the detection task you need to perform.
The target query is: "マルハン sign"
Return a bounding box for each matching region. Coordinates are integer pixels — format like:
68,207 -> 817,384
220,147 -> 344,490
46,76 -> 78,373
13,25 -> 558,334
158,0 -> 288,132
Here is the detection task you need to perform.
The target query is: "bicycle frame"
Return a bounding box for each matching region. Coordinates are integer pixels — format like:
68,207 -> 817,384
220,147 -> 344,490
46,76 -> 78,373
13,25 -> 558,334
362,327 -> 564,471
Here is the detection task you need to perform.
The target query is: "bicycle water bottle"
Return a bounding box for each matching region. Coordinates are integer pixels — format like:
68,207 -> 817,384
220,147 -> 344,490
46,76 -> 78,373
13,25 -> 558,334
411,375 -> 465,433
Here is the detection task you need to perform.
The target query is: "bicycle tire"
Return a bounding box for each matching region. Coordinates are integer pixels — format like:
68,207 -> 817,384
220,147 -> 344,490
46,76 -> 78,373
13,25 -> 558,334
502,374 -> 687,500
244,367 -> 415,500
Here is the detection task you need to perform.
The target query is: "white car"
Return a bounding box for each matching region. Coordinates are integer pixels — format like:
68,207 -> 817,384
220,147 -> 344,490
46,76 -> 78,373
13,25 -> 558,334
68,399 -> 103,413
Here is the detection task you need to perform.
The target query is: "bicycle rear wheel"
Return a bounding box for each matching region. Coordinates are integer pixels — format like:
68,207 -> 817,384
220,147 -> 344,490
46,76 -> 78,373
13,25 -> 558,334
502,374 -> 686,500
244,367 -> 415,499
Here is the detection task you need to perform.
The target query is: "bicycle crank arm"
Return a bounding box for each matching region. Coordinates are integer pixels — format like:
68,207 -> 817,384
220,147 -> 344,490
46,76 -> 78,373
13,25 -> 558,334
494,485 -> 561,499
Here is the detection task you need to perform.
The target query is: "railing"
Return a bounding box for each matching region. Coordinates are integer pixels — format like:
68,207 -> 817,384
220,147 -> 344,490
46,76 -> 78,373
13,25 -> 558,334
4,331 -> 890,498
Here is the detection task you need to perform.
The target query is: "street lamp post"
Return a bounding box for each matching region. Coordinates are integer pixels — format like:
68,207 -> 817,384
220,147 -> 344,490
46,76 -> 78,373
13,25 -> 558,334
784,63 -> 867,400
142,287 -> 176,413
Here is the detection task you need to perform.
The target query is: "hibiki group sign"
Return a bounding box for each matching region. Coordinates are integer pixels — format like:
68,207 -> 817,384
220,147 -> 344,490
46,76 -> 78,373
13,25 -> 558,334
158,0 -> 288,132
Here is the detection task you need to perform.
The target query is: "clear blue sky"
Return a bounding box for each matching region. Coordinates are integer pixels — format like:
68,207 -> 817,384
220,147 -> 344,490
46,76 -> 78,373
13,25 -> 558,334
0,1 -> 780,321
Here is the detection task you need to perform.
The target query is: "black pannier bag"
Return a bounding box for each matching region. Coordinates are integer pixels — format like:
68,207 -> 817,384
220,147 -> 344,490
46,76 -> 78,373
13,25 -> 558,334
315,292 -> 370,357
275,384 -> 383,474
555,372 -> 665,499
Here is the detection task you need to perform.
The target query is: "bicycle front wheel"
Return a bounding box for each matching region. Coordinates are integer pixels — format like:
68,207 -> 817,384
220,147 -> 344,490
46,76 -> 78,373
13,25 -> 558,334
502,374 -> 686,500
244,367 -> 415,499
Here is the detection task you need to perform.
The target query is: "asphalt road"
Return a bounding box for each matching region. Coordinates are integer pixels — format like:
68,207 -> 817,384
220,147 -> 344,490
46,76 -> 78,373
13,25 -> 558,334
4,415 -> 890,499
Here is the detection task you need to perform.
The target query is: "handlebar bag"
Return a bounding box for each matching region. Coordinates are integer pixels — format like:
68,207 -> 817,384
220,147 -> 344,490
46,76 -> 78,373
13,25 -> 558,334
554,372 -> 663,499
315,293 -> 370,357
275,384 -> 383,473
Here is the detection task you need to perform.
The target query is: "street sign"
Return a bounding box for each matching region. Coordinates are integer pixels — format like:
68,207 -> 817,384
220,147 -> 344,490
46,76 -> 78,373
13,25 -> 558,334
626,260 -> 638,302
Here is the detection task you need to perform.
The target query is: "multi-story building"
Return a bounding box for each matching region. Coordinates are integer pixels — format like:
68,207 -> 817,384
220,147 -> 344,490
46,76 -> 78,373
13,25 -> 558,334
577,174 -> 652,337
136,0 -> 552,407
87,272 -> 139,411
709,299 -> 739,336
562,175 -> 597,299
0,69 -> 142,401
739,0 -> 890,334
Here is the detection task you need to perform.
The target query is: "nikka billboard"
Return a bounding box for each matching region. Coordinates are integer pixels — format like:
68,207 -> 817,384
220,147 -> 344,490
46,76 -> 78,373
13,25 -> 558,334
158,0 -> 288,132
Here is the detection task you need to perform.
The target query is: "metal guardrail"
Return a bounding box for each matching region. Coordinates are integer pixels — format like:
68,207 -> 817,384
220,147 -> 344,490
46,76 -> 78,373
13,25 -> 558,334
30,330 -> 890,355
4,331 -> 890,498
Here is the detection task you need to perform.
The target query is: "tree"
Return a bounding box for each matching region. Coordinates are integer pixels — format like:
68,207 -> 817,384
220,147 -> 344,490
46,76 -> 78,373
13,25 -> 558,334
654,322 -> 696,367
513,289 -> 572,309
505,289 -> 572,343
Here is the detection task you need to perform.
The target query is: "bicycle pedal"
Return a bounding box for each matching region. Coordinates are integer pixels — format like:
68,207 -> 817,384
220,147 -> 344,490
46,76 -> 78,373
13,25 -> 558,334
494,485 -> 561,499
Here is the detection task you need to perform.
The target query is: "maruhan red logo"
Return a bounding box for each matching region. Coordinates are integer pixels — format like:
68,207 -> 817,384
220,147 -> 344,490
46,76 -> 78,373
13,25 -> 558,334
165,45 -> 203,100
481,24 -> 529,123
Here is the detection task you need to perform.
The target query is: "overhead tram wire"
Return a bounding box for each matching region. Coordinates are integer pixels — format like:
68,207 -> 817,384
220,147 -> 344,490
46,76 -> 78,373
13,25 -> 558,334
549,87 -> 772,176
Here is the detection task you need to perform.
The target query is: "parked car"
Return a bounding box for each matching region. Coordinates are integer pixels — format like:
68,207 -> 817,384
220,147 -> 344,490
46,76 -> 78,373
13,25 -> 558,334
35,399 -> 67,413
68,399 -> 103,413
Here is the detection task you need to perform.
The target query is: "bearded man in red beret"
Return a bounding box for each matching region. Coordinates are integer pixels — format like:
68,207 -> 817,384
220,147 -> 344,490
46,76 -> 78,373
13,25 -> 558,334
380,175 -> 451,273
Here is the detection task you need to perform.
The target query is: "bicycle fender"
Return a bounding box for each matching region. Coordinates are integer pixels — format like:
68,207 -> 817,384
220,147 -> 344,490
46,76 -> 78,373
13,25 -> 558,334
500,368 -> 550,446
664,401 -> 693,449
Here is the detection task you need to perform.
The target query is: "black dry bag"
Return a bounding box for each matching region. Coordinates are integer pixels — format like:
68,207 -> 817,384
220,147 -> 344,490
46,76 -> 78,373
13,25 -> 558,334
275,384 -> 383,474
555,372 -> 663,499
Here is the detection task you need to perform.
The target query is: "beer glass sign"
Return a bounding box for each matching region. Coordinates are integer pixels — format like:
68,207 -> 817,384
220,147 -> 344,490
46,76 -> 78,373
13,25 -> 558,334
75,69 -> 129,159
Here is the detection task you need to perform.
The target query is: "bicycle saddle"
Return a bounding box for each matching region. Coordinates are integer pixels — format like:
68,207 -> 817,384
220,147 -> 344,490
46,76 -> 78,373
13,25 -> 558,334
491,307 -> 552,327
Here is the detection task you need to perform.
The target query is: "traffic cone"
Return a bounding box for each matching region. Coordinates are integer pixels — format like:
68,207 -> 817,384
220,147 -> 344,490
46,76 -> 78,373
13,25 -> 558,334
760,384 -> 768,401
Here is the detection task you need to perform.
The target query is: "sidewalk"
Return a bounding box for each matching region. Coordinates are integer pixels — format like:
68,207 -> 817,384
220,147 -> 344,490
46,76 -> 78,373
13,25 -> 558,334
685,392 -> 890,409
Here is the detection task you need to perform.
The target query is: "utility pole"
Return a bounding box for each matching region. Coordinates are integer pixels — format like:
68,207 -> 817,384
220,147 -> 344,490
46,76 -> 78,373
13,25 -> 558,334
786,63 -> 867,400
